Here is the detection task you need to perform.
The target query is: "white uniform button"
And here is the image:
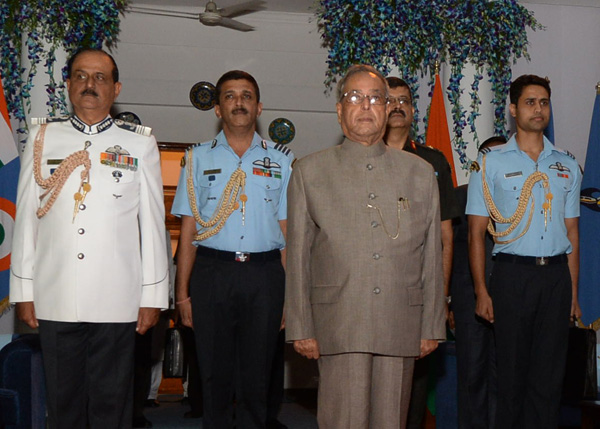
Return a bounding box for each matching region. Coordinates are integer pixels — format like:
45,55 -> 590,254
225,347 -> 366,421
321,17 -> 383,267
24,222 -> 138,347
78,228 -> 85,235
371,221 -> 378,228
366,164 -> 373,170
372,253 -> 380,260
373,287 -> 381,294
79,204 -> 86,210
77,253 -> 85,260
368,193 -> 376,200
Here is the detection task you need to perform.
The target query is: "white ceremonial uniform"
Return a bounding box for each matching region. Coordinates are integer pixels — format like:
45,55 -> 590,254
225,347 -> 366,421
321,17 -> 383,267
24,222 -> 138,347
10,115 -> 169,322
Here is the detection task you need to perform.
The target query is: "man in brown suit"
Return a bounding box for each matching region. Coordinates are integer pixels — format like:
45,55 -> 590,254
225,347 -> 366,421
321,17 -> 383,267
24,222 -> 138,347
285,64 -> 446,429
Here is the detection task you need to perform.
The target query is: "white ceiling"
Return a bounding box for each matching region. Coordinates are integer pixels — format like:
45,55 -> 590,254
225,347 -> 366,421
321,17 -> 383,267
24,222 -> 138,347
129,0 -> 317,13
129,0 -> 600,13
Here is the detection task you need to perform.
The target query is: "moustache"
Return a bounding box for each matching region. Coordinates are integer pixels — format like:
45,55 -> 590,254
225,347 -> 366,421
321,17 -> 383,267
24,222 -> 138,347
81,89 -> 98,97
390,109 -> 406,118
232,107 -> 248,115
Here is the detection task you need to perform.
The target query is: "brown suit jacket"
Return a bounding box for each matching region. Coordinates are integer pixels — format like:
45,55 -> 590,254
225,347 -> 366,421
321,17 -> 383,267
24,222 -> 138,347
285,139 -> 446,357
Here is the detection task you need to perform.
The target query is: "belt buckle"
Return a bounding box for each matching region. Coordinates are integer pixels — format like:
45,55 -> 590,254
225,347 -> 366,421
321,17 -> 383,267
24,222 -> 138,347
536,257 -> 548,266
235,252 -> 250,262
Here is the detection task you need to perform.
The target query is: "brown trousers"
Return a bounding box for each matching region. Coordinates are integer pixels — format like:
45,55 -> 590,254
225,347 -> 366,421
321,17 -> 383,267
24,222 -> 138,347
317,353 -> 415,429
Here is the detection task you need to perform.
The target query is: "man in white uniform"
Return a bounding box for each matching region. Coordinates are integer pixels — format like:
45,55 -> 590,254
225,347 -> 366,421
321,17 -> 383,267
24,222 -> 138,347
10,48 -> 169,429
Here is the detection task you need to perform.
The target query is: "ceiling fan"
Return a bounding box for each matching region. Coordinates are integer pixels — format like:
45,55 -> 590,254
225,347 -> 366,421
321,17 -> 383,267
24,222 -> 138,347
128,0 -> 265,32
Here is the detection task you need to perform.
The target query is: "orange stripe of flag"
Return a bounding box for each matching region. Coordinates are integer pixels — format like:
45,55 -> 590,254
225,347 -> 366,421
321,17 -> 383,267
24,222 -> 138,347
426,74 -> 457,187
0,76 -> 11,131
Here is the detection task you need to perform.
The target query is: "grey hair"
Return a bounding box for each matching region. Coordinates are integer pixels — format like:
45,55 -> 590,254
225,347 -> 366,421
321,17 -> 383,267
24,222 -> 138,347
336,64 -> 389,102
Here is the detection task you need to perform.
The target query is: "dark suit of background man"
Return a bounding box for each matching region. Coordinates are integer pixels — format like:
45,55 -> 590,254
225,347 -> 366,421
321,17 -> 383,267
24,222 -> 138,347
452,136 -> 505,429
467,75 -> 582,428
384,76 -> 461,428
285,64 -> 446,429
10,48 -> 169,429
172,70 -> 294,429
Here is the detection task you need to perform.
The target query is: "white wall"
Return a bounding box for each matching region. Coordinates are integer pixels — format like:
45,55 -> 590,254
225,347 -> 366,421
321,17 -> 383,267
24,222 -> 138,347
113,3 -> 600,183
511,2 -> 600,165
113,10 -> 342,160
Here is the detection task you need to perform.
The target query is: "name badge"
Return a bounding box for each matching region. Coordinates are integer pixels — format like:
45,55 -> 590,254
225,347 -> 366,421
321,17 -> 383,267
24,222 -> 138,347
504,171 -> 522,178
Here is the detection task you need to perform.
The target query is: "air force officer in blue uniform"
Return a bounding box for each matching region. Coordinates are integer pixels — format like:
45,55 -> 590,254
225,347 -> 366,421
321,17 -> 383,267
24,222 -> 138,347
466,75 -> 582,428
171,70 -> 294,429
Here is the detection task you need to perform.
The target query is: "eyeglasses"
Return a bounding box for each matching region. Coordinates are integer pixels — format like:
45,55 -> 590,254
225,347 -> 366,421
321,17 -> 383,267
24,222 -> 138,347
388,96 -> 411,106
343,91 -> 387,106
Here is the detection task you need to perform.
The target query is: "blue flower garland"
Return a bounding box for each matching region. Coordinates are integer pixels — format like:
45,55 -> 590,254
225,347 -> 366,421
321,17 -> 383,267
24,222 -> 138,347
316,0 -> 543,169
0,0 -> 128,138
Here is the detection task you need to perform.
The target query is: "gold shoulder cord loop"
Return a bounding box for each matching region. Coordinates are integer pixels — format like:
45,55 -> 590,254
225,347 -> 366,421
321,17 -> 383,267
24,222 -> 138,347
481,154 -> 552,244
33,123 -> 92,221
185,149 -> 246,241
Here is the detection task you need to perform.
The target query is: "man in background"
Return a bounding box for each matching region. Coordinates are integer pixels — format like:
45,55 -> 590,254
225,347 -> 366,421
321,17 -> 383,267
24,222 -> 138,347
385,76 -> 460,428
452,136 -> 505,428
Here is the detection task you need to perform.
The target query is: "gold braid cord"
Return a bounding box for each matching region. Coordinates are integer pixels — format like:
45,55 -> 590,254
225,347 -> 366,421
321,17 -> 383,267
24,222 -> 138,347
481,154 -> 552,245
185,149 -> 246,241
33,124 -> 92,220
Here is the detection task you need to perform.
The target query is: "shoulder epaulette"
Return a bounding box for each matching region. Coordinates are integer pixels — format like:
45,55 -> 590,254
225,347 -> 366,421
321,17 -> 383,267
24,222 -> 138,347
417,143 -> 444,156
114,119 -> 152,137
274,143 -> 292,157
31,116 -> 69,125
480,147 -> 492,154
556,148 -> 577,160
469,160 -> 480,172
426,144 -> 443,153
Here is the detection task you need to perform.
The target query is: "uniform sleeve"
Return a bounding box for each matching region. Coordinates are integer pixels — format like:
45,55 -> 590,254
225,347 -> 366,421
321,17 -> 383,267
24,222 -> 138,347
437,154 -> 461,221
171,150 -> 194,218
285,162 -> 318,342
277,153 -> 295,221
419,168 -> 446,340
564,161 -> 582,219
138,135 -> 169,309
466,154 -> 490,217
10,129 -> 39,302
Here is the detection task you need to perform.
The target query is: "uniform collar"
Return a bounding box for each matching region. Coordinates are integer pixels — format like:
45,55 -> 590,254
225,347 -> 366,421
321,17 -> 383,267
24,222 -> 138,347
70,115 -> 113,135
341,138 -> 387,158
502,134 -> 558,161
213,130 -> 267,152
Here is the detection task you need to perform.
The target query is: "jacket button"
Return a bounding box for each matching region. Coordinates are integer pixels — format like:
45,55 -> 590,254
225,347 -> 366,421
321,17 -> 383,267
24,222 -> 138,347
371,221 -> 378,228
366,164 -> 373,170
373,287 -> 381,294
77,253 -> 85,260
78,228 -> 85,235
368,193 -> 376,200
372,253 -> 380,260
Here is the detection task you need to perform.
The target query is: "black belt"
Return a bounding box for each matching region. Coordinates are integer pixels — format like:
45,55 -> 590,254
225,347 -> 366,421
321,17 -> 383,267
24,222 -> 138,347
495,252 -> 568,266
196,245 -> 280,263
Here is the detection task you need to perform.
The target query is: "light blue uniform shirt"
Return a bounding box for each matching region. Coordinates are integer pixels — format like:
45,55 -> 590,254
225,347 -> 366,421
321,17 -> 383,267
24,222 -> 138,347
171,130 -> 294,252
466,135 -> 581,257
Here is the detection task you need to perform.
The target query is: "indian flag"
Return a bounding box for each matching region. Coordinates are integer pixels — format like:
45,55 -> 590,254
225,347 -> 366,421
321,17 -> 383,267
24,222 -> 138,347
0,76 -> 19,316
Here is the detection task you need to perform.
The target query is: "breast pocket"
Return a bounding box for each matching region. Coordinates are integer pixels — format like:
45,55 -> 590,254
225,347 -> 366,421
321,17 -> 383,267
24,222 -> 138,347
252,176 -> 282,214
499,176 -> 526,215
197,173 -> 228,216
96,165 -> 140,202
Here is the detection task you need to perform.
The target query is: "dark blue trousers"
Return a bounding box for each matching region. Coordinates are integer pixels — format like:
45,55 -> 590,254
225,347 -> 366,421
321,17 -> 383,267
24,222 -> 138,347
190,253 -> 285,429
490,259 -> 571,429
